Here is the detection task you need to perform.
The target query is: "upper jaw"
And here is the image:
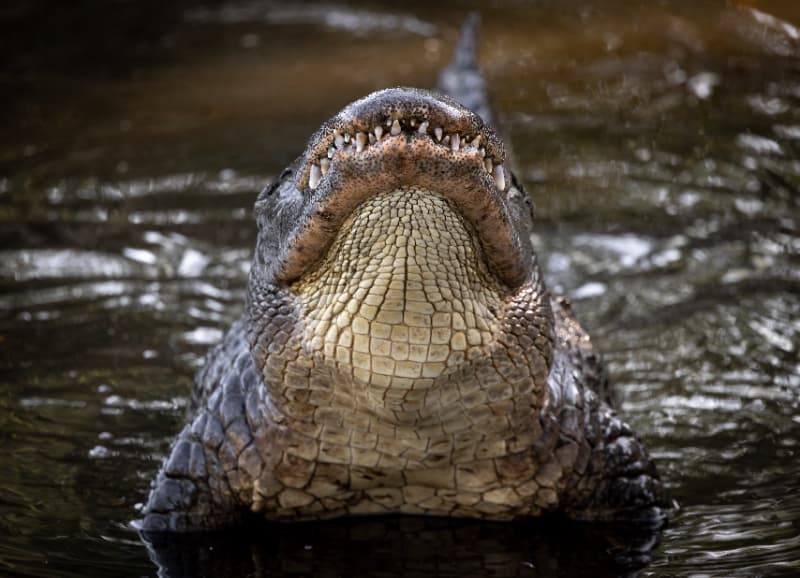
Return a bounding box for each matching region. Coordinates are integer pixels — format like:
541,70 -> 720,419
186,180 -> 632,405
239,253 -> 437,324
297,87 -> 507,193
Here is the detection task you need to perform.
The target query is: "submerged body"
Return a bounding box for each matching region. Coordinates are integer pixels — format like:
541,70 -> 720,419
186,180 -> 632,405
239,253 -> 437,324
141,22 -> 664,532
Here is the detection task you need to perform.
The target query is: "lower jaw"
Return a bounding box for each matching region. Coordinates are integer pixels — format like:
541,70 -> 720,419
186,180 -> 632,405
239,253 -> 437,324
281,136 -> 527,288
293,187 -> 504,394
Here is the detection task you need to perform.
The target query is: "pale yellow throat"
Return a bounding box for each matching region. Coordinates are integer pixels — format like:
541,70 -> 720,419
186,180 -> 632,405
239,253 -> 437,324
294,187 -> 504,390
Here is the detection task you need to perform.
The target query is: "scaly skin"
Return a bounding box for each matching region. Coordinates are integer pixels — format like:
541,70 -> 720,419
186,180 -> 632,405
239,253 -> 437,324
141,26 -> 665,533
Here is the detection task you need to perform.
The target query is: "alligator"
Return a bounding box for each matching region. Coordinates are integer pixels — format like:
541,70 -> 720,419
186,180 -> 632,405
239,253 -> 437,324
140,16 -> 665,533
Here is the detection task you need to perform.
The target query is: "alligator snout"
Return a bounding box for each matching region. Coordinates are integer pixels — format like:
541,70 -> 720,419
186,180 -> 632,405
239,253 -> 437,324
296,87 -> 506,193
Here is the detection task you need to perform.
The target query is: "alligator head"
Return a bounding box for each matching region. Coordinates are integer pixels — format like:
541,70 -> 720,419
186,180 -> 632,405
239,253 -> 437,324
247,87 -> 554,434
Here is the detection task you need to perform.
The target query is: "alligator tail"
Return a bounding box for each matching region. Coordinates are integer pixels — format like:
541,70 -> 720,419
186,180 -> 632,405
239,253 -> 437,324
437,13 -> 493,125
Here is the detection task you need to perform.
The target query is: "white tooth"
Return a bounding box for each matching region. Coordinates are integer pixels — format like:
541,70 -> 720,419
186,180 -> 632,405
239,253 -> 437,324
410,119 -> 417,127
344,133 -> 351,143
418,121 -> 429,134
451,133 -> 460,151
355,132 -> 367,152
320,158 -> 330,176
385,119 -> 392,127
309,164 -> 322,189
334,131 -> 344,148
327,146 -> 335,158
368,133 -> 377,145
443,134 -> 450,145
469,135 -> 482,149
492,164 -> 506,191
479,147 -> 486,158
390,119 -> 401,136
374,126 -> 383,140
434,127 -> 443,141
484,158 -> 493,173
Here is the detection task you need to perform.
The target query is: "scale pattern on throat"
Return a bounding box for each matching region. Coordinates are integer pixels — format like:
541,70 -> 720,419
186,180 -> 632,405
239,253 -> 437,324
294,186 -> 504,396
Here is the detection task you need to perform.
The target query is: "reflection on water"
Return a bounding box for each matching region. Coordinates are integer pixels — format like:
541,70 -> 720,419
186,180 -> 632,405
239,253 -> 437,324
141,516 -> 664,577
1,1 -> 799,576
184,2 -> 439,37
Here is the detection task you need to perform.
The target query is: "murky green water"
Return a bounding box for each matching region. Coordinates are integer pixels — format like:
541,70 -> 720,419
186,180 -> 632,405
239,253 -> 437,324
2,1 -> 799,576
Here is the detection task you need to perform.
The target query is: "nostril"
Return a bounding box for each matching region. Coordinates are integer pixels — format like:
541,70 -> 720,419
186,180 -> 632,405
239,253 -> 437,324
262,181 -> 280,197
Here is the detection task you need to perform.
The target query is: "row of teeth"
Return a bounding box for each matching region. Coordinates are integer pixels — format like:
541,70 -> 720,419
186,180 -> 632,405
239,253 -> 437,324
308,117 -> 506,191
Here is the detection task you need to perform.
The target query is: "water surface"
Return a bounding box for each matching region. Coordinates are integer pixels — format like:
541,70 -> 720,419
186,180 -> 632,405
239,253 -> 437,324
2,1 -> 799,576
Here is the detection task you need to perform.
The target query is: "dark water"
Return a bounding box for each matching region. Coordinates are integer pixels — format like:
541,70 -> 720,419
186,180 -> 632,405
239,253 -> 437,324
2,1 -> 799,576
